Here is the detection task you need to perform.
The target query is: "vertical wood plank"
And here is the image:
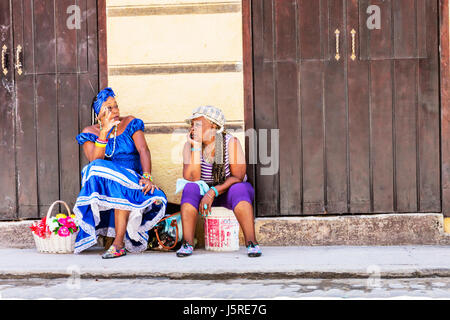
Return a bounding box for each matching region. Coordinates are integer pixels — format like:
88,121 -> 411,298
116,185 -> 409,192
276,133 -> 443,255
77,0 -> 88,73
34,0 -> 56,74
58,75 -> 80,210
55,0 -> 78,73
418,0 -> 440,212
253,0 -> 279,216
275,0 -> 300,214
97,0 -> 107,88
13,0 -> 39,219
441,0 -> 450,217
325,0 -> 347,213
254,62 -> 279,216
416,0 -> 427,58
243,0 -> 255,188
36,75 -> 59,217
347,0 -> 370,213
359,0 -> 393,60
277,61 -> 301,214
393,0 -> 417,59
301,61 -> 325,214
0,0 -> 17,219
371,60 -> 394,212
262,0 -> 274,63
78,73 -> 97,168
274,0 -> 296,61
297,0 -> 322,60
394,60 -> 418,212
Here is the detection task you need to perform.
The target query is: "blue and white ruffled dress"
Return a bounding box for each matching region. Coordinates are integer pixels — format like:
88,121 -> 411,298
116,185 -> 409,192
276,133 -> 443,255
74,118 -> 167,254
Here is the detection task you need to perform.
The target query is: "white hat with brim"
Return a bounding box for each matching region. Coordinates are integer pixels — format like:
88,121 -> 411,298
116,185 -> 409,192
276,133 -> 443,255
185,105 -> 226,130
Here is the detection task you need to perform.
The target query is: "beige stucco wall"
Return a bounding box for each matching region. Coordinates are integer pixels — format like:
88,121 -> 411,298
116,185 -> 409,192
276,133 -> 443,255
106,0 -> 245,204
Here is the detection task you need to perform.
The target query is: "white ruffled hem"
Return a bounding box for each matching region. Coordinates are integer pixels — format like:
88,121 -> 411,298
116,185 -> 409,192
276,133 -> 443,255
73,195 -> 166,254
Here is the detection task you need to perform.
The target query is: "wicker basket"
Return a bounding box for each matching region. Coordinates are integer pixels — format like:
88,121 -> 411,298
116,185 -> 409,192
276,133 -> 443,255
32,200 -> 78,254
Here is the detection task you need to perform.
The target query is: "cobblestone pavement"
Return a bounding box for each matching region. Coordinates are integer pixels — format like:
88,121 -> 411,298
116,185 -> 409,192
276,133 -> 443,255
0,277 -> 449,299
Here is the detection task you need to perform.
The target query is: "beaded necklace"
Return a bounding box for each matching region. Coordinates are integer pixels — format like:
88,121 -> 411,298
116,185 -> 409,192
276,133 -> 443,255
105,125 -> 118,158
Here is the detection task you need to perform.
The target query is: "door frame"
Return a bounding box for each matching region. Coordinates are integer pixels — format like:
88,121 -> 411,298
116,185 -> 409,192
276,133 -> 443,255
98,0 -> 108,89
242,0 -> 450,217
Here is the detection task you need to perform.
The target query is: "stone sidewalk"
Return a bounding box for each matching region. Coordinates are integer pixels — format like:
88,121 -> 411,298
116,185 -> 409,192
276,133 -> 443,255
0,245 -> 449,280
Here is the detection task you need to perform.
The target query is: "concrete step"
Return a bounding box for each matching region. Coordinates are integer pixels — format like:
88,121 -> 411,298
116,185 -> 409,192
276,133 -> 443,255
2,213 -> 449,249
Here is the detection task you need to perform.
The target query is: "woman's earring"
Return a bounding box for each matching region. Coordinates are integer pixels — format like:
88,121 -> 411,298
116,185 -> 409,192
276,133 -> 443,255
98,120 -> 102,130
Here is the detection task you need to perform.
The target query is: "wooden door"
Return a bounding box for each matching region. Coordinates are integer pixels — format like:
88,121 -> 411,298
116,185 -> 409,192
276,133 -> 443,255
0,0 -> 101,220
252,0 -> 441,216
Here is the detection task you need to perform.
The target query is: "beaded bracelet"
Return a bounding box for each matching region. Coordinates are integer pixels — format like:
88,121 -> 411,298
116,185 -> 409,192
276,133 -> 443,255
191,147 -> 201,152
143,172 -> 153,181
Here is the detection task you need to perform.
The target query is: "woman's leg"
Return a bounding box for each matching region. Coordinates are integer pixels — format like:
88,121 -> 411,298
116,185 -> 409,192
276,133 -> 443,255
227,182 -> 257,244
112,209 -> 130,249
234,201 -> 257,244
180,183 -> 203,246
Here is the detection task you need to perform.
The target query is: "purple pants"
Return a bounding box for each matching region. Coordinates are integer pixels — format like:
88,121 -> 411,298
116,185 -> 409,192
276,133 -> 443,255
180,182 -> 255,211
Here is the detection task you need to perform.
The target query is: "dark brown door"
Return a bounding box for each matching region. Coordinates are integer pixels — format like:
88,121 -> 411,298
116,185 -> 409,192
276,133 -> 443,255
252,0 -> 441,216
0,0 -> 100,220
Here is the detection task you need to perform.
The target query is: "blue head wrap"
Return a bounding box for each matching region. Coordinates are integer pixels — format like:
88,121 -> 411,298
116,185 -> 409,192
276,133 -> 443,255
93,87 -> 116,115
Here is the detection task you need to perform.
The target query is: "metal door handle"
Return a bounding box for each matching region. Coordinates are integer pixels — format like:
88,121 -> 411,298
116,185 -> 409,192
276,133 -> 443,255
15,45 -> 22,75
350,29 -> 357,61
1,45 -> 8,76
334,29 -> 341,61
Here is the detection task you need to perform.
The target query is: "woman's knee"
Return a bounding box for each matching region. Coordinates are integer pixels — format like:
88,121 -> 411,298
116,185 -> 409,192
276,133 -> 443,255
182,182 -> 201,197
229,182 -> 254,200
180,183 -> 203,211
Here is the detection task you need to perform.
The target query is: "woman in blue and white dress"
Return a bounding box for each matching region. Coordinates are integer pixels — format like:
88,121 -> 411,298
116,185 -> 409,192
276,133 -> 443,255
74,87 -> 167,258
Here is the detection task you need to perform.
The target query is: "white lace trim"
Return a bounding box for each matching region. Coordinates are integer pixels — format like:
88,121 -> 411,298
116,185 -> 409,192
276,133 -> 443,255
73,195 -> 166,254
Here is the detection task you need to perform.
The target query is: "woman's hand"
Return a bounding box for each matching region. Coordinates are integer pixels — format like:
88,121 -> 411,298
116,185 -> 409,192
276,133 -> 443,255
187,127 -> 202,148
198,189 -> 215,217
99,109 -> 120,134
139,178 -> 158,195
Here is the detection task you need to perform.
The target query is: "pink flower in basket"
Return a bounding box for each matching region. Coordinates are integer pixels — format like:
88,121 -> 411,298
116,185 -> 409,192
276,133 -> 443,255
65,218 -> 77,228
58,217 -> 68,225
57,226 -> 71,237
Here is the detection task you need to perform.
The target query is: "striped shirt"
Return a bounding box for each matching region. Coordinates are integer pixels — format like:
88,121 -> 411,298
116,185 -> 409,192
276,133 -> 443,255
200,133 -> 232,184
201,133 -> 251,185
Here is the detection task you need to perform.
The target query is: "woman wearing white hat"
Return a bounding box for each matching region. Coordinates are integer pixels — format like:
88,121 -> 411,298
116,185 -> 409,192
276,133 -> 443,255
176,106 -> 261,257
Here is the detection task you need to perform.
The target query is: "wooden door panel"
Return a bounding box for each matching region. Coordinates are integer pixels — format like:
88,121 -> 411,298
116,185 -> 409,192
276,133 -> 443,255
254,62 -> 279,216
347,0 -> 371,213
325,0 -> 347,213
34,0 -> 56,74
36,75 -> 60,216
12,0 -> 38,219
394,59 -> 418,212
251,0 -> 440,216
277,61 -> 301,215
370,60 -> 395,213
58,75 -> 81,212
300,61 -> 325,214
359,0 -> 428,60
298,0 -> 329,61
418,0 -> 440,212
274,0 -> 296,61
0,0 -> 17,219
359,0 -> 393,60
15,75 -> 38,218
56,0 -> 78,73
